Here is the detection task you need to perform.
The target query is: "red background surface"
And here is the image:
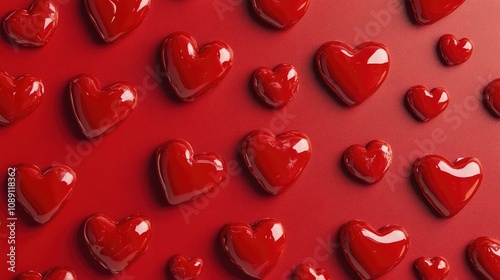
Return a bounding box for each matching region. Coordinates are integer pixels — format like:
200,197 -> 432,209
0,1 -> 499,279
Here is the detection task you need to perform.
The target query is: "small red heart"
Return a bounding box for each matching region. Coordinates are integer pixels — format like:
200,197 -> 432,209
0,71 -> 44,125
468,236 -> 500,279
84,213 -> 152,273
70,74 -> 137,139
293,263 -> 330,280
414,257 -> 449,280
242,130 -> 311,195
3,0 -> 59,47
85,0 -> 151,43
251,0 -> 310,29
484,78 -> 500,118
169,254 -> 203,280
220,218 -> 286,279
409,0 -> 465,25
413,155 -> 483,218
316,41 -> 390,106
406,85 -> 450,122
438,34 -> 473,66
156,139 -> 227,205
340,220 -> 409,280
17,267 -> 77,280
252,64 -> 299,109
343,140 -> 392,184
15,164 -> 76,224
162,32 -> 233,102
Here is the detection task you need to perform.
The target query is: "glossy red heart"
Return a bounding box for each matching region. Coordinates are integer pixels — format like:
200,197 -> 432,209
84,213 -> 152,273
3,0 -> 59,47
156,139 -> 227,205
438,34 -> 473,66
484,78 -> 500,118
468,236 -> 500,279
343,140 -> 392,184
17,267 -> 77,280
406,85 -> 449,122
220,218 -> 286,279
162,32 -> 233,102
251,0 -> 310,29
316,41 -> 390,106
242,130 -> 311,195
340,220 -> 409,280
70,74 -> 137,139
293,263 -> 330,280
85,0 -> 151,43
409,0 -> 465,25
414,257 -> 449,280
252,64 -> 299,109
169,254 -> 203,280
15,164 -> 76,224
0,71 -> 44,125
413,155 -> 483,218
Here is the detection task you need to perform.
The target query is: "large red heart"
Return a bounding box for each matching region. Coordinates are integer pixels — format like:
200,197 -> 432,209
70,74 -> 137,139
17,267 -> 77,280
340,220 -> 409,279
409,0 -> 465,25
468,236 -> 500,279
414,257 -> 450,280
242,130 -> 311,195
3,0 -> 59,47
85,0 -> 151,43
156,139 -> 227,205
413,155 -> 483,218
220,218 -> 286,279
484,78 -> 500,118
0,71 -> 44,125
343,139 -> 392,184
406,85 -> 449,122
169,254 -> 203,280
293,263 -> 330,280
83,213 -> 152,273
316,41 -> 390,106
162,32 -> 233,102
252,64 -> 299,109
15,164 -> 76,224
251,0 -> 310,29
438,34 -> 473,66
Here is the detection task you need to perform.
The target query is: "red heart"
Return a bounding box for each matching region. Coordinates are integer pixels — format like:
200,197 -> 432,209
162,32 -> 233,102
220,218 -> 286,279
252,64 -> 299,109
15,164 -> 76,224
17,267 -> 77,280
414,257 -> 449,280
156,139 -> 227,205
251,0 -> 310,29
70,74 -> 137,139
85,0 -> 151,43
413,155 -> 483,218
293,263 -> 330,280
169,254 -> 203,280
340,220 -> 409,280
438,34 -> 473,66
468,236 -> 500,279
484,78 -> 500,118
242,130 -> 311,195
343,140 -> 393,184
84,213 -> 152,273
409,0 -> 465,25
0,71 -> 44,125
406,85 -> 449,122
3,0 -> 59,47
316,41 -> 390,106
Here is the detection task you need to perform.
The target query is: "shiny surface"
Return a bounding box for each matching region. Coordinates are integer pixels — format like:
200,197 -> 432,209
413,155 -> 483,218
169,254 -> 203,280
83,213 -> 152,274
484,78 -> 500,117
15,164 -> 76,224
85,0 -> 151,43
340,220 -> 409,280
343,139 -> 392,184
220,218 -> 286,279
252,64 -> 299,109
0,71 -> 44,125
242,129 -> 311,195
17,267 -> 77,280
3,0 -> 58,47
406,85 -> 449,122
162,32 -> 233,102
468,236 -> 500,280
156,139 -> 227,205
438,34 -> 473,66
316,41 -> 390,106
251,0 -> 310,29
70,74 -> 137,139
414,256 -> 449,280
409,0 -> 465,25
293,263 -> 330,280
